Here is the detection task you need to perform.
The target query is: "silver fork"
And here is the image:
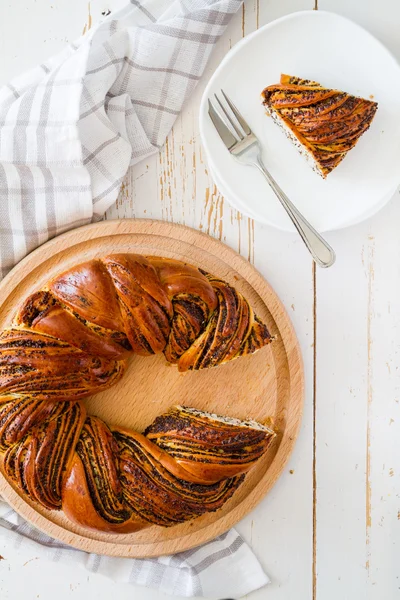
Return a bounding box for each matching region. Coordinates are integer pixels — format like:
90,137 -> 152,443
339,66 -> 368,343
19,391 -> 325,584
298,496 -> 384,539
208,91 -> 336,268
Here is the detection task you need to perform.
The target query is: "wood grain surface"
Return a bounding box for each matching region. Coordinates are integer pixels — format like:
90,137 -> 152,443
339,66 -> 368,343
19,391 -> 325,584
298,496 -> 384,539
1,1 -> 400,599
0,219 -> 304,557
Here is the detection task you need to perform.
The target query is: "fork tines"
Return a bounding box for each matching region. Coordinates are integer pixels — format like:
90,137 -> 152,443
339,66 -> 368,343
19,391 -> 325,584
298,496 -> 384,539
208,90 -> 252,148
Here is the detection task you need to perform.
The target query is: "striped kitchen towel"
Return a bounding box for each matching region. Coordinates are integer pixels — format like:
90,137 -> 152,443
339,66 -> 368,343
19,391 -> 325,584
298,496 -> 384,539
0,497 -> 269,598
0,1 -> 269,598
0,0 -> 241,278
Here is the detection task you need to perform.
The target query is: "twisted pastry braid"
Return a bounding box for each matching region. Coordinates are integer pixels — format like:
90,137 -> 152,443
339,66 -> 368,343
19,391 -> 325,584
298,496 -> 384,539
261,74 -> 378,177
0,255 -> 274,533
0,402 -> 275,532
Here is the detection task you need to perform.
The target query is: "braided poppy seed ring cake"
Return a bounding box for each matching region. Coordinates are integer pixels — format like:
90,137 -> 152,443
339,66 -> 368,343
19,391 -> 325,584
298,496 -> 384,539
0,220 -> 304,555
0,253 -> 276,534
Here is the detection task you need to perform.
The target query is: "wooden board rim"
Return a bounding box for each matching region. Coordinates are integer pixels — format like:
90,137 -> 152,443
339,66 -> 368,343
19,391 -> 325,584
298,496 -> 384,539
0,219 -> 304,557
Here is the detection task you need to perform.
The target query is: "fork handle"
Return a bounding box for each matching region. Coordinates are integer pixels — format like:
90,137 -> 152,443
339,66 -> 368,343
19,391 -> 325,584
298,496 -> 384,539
255,157 -> 336,268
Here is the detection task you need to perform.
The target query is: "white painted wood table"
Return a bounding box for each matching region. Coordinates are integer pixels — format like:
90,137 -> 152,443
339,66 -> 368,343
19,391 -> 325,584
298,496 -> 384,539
0,1 -> 399,599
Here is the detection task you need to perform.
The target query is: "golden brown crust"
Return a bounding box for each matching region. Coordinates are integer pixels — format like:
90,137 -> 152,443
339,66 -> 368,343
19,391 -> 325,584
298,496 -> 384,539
16,291 -> 129,359
177,274 -> 271,371
111,427 -> 215,485
0,255 -> 271,403
0,397 -> 65,451
0,254 -> 274,534
261,74 -> 378,177
0,329 -> 126,401
4,403 -> 274,532
3,401 -> 86,509
151,258 -> 218,364
152,258 -> 218,314
145,406 -> 275,483
114,427 -> 245,527
62,453 -> 148,533
49,259 -> 125,332
102,255 -> 173,356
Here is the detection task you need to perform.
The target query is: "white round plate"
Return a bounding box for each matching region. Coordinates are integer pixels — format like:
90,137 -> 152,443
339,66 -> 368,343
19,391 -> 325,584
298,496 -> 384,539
199,10 -> 400,232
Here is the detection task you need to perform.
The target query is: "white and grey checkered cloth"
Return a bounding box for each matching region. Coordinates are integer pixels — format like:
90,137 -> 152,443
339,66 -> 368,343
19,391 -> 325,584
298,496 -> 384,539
0,0 -> 270,598
0,0 -> 243,278
0,498 -> 268,598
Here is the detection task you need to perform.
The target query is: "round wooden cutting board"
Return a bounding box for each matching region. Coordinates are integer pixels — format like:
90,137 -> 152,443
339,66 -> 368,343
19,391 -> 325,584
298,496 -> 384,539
0,220 -> 304,557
